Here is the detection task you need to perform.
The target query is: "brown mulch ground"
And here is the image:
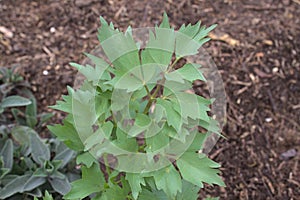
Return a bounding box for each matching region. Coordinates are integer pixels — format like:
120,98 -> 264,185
1,0 -> 299,199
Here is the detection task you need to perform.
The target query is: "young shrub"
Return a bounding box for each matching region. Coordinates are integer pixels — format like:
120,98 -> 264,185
49,13 -> 224,199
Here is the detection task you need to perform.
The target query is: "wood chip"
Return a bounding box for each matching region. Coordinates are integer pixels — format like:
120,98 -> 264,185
292,104 -> 300,109
0,26 -> 13,38
255,52 -> 264,58
231,80 -> 252,86
262,176 -> 275,194
236,86 -> 249,95
287,179 -> 300,187
209,32 -> 240,46
292,0 -> 300,5
263,39 -> 273,46
114,5 -> 126,20
254,67 -> 273,78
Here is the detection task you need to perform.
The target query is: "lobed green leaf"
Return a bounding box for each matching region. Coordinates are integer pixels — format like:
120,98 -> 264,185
64,163 -> 105,199
47,119 -> 84,151
153,164 -> 182,198
177,152 -> 225,188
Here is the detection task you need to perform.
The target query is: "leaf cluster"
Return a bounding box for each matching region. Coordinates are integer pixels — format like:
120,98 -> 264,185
49,13 -> 224,200
0,69 -> 78,199
0,66 -> 31,115
0,124 -> 78,199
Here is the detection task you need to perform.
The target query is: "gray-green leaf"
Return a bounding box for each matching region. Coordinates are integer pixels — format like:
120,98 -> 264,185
49,176 -> 71,195
30,132 -> 50,165
0,174 -> 31,199
1,95 -> 31,108
23,176 -> 46,191
0,139 -> 13,170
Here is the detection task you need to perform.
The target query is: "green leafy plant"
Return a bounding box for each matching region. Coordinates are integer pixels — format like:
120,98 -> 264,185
0,66 -> 24,84
0,95 -> 31,114
0,68 -> 78,199
0,125 -> 78,199
10,91 -> 54,130
0,66 -> 32,117
34,191 -> 54,200
0,66 -> 53,130
49,13 -> 224,199
0,68 -> 32,115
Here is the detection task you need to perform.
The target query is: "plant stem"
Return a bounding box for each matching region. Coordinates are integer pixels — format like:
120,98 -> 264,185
142,57 -> 182,114
103,153 -> 111,175
167,57 -> 181,73
143,97 -> 155,114
144,84 -> 151,98
127,195 -> 134,200
110,110 -> 118,127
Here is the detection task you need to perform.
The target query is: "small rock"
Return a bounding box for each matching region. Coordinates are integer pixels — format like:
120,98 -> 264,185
43,70 -> 49,75
272,67 -> 279,73
50,27 -> 56,33
12,44 -> 22,52
280,149 -> 297,160
251,18 -> 261,25
265,117 -> 272,122
75,0 -> 93,7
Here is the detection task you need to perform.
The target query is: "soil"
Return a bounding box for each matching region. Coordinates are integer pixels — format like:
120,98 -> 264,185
1,0 -> 299,199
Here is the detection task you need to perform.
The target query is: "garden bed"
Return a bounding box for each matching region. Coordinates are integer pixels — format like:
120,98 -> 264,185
1,0 -> 299,199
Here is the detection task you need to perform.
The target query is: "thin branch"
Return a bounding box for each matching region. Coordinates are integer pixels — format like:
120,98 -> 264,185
143,57 -> 181,114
